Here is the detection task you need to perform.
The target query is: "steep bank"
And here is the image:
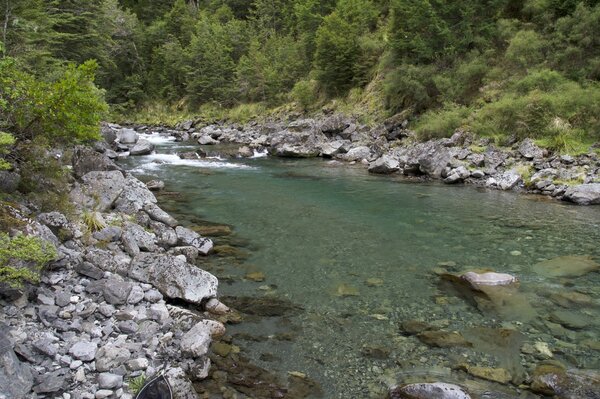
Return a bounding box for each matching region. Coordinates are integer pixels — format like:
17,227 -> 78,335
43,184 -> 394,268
135,113 -> 600,205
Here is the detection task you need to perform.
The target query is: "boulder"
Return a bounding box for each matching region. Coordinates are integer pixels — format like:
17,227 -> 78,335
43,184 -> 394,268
68,341 -> 97,361
175,226 -> 213,255
563,183 -> 600,205
272,143 -> 320,158
320,140 -> 348,158
368,155 -> 400,174
0,171 -> 20,193
418,146 -> 453,178
129,139 -> 155,156
198,135 -> 219,145
320,115 -> 350,135
114,175 -> 157,214
144,203 -> 178,227
180,321 -> 213,358
101,123 -> 118,144
531,363 -> 600,398
389,382 -> 472,399
496,170 -> 522,190
129,253 -> 218,304
533,255 -> 600,278
518,138 -> 545,159
70,170 -> 126,212
72,146 -> 120,178
340,146 -> 372,162
443,166 -> 470,184
0,326 -> 33,398
461,271 -> 517,287
117,128 -> 138,144
237,146 -> 254,158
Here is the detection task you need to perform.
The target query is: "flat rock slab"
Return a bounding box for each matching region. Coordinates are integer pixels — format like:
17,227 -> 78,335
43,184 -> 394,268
563,183 -> 600,205
533,255 -> 600,277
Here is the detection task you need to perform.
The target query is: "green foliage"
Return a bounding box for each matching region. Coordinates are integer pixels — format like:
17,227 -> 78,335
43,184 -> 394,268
0,57 -> 107,144
416,103 -> 470,140
0,233 -> 57,288
505,30 -> 546,68
383,64 -> 437,113
0,132 -> 16,170
290,79 -> 319,111
127,374 -> 147,395
83,211 -> 107,232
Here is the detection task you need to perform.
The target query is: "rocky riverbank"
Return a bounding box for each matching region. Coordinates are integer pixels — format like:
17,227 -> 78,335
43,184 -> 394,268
133,112 -> 600,205
0,145 -> 234,398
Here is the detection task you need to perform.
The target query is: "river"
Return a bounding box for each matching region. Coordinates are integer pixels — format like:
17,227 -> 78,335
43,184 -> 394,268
122,133 -> 600,398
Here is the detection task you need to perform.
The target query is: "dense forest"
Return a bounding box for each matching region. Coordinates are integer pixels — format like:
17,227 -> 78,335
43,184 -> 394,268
1,0 -> 600,150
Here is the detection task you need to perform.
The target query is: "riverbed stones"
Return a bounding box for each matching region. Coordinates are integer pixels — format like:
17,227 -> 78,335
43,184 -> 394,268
389,382 -> 472,399
563,183 -> 600,205
417,330 -> 471,348
457,364 -> 512,384
549,310 -> 591,329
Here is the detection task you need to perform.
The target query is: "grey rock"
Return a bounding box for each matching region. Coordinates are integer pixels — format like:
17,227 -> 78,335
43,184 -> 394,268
114,175 -> 157,214
148,303 -> 171,325
32,338 -> 58,358
180,321 -> 212,358
443,166 -> 470,184
126,358 -> 149,371
150,222 -> 178,248
103,280 -> 133,305
146,180 -> 165,191
96,345 -> 130,372
95,389 -> 114,399
563,183 -> 600,205
168,246 -> 199,263
418,145 -> 453,178
118,320 -> 139,334
144,289 -> 163,303
237,146 -> 254,158
69,341 -> 97,361
76,261 -> 104,280
340,146 -> 372,162
122,222 -> 156,254
497,170 -> 522,190
127,285 -> 145,304
70,171 -> 126,212
0,327 -> 33,397
129,253 -> 218,303
98,372 -> 123,389
34,369 -> 66,393
175,226 -> 213,255
93,226 -> 121,242
101,123 -> 118,144
272,143 -> 320,158
166,367 -> 200,399
198,135 -> 219,145
320,115 -> 350,135
98,304 -> 116,318
129,139 -> 155,156
368,155 -> 400,174
144,203 -> 178,227
0,171 -> 21,193
320,140 -> 347,158
37,212 -> 70,234
519,138 -> 545,159
72,146 -> 121,178
471,170 -> 485,179
55,291 -> 72,307
117,128 -> 138,144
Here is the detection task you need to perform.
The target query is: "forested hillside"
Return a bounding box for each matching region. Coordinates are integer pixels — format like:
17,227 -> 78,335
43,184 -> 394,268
1,0 -> 600,150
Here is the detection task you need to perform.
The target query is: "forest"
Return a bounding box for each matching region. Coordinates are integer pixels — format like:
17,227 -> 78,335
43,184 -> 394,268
1,0 -> 600,150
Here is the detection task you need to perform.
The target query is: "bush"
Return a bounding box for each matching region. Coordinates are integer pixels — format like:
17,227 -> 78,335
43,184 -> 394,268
0,132 -> 15,170
0,233 -> 57,288
416,103 -> 470,140
0,57 -> 107,144
505,30 -> 546,69
290,79 -> 319,111
383,64 -> 437,113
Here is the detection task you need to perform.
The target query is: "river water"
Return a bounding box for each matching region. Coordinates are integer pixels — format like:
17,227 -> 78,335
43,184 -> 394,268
123,134 -> 600,398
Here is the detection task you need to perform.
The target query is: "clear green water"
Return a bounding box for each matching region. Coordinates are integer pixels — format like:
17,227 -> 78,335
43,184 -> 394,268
124,138 -> 600,398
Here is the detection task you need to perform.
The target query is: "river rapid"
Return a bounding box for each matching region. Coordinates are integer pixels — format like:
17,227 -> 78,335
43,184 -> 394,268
122,133 -> 600,398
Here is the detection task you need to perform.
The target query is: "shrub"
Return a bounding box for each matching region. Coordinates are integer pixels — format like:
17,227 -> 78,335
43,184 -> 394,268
0,233 -> 57,287
290,79 -> 319,111
384,64 -> 437,113
505,30 -> 546,69
0,132 -> 15,170
416,103 -> 470,140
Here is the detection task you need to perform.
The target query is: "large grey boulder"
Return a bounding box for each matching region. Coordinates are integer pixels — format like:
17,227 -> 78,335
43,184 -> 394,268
339,146 -> 372,162
144,203 -> 178,227
114,175 -> 157,213
368,155 -> 400,174
518,138 -> 545,159
180,322 -> 212,358
198,135 -> 219,145
271,143 -> 320,158
320,115 -> 350,135
563,183 -> 600,205
443,166 -> 470,184
129,253 -> 218,304
72,146 -> 120,178
496,170 -> 522,190
70,170 -> 126,212
129,139 -> 155,156
0,326 -> 33,398
117,128 -> 138,144
418,145 -> 453,178
122,222 -> 156,256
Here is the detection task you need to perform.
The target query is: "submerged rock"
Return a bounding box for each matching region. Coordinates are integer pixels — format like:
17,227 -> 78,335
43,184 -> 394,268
532,255 -> 600,277
130,139 -> 155,156
389,382 -> 472,399
531,362 -> 600,398
461,271 -> 517,286
417,330 -> 472,348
